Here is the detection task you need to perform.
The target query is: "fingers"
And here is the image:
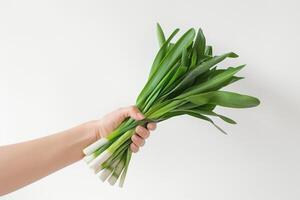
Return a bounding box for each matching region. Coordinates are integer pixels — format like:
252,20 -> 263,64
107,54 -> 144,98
130,124 -> 156,153
135,126 -> 150,139
131,134 -> 145,147
119,106 -> 144,121
147,123 -> 156,131
116,106 -> 157,153
131,127 -> 147,152
130,143 -> 139,153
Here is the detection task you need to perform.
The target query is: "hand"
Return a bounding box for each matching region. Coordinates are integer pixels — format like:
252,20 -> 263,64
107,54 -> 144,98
93,106 -> 156,153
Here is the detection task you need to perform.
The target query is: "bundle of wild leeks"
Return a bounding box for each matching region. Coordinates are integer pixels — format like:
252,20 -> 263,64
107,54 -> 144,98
83,24 -> 260,187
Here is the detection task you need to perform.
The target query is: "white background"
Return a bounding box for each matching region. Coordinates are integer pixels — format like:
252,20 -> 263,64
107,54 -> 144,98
0,0 -> 300,199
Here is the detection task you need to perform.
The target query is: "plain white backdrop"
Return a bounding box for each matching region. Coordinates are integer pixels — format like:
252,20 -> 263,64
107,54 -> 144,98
0,0 -> 300,199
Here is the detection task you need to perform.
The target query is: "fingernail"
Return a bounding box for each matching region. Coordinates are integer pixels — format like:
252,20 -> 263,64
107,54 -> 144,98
137,113 -> 145,120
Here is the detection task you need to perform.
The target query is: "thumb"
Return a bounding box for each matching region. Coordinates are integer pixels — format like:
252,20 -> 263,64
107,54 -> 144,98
118,106 -> 145,121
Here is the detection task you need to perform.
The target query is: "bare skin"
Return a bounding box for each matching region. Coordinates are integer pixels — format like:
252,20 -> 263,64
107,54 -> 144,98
0,106 -> 156,196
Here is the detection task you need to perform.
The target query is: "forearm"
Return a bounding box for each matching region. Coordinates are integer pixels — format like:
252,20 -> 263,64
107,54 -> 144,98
0,122 -> 96,196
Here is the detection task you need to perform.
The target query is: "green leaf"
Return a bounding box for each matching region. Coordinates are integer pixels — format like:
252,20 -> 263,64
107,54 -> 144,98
194,66 -> 218,82
157,109 -> 227,134
149,28 -> 180,78
148,99 -> 186,119
193,28 -> 206,63
156,23 -> 166,47
181,48 -> 188,67
207,68 -> 228,79
168,43 -> 175,51
196,104 -> 216,111
193,109 -> 236,124
211,76 -> 244,91
143,86 -> 164,112
163,65 -> 188,93
137,28 -> 196,107
180,110 -> 227,134
187,91 -> 260,108
178,65 -> 245,98
195,71 -> 244,92
177,103 -> 216,111
204,46 -> 213,56
167,52 -> 238,97
143,62 -> 180,111
190,48 -> 197,68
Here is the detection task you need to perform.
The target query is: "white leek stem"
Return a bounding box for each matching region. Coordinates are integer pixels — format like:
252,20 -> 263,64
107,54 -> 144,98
98,168 -> 112,182
83,138 -> 108,155
108,175 -> 118,185
94,164 -> 104,174
96,158 -> 121,181
118,166 -> 128,188
88,150 -> 111,170
108,158 -> 125,185
83,154 -> 95,163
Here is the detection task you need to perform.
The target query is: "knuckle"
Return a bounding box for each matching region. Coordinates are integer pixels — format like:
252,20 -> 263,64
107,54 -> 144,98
139,126 -> 146,131
136,126 -> 142,132
131,135 -> 137,141
132,135 -> 141,144
142,128 -> 149,135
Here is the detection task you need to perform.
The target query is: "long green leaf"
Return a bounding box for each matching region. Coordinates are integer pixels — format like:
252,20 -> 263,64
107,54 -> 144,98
148,99 -> 186,119
192,109 -> 236,124
166,52 -> 238,97
143,62 -> 180,111
158,109 -> 227,134
181,48 -> 188,67
177,103 -> 216,111
190,48 -> 197,68
210,76 -> 244,91
186,111 -> 227,134
204,46 -> 213,56
137,28 -> 196,107
193,28 -> 206,63
176,110 -> 227,134
187,91 -> 260,108
149,28 -> 180,78
194,67 -> 244,87
163,65 -> 187,93
168,43 -> 175,51
177,65 -> 245,98
156,23 -> 166,47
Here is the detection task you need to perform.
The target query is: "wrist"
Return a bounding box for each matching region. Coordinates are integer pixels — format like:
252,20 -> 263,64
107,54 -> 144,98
77,121 -> 99,144
64,121 -> 99,159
